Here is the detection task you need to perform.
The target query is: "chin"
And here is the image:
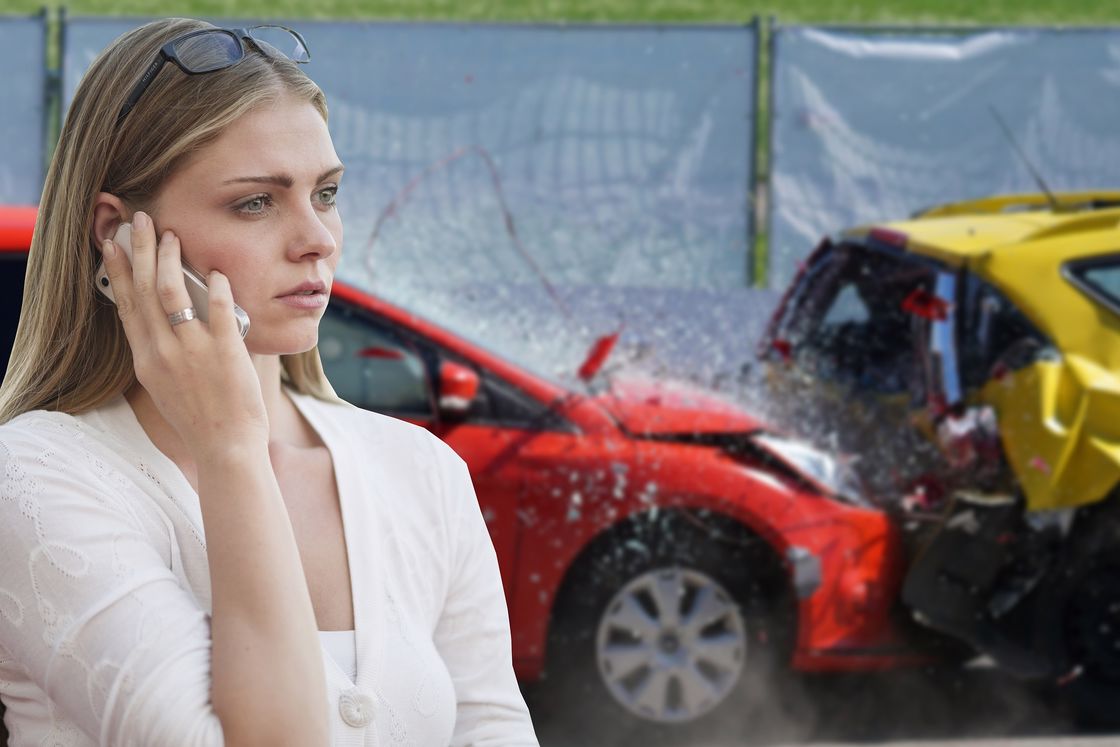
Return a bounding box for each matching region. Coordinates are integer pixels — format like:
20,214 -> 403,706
244,327 -> 321,357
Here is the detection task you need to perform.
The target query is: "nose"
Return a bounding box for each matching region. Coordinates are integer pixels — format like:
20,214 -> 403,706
287,203 -> 339,263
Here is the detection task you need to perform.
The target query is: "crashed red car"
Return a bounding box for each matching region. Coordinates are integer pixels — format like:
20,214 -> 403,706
0,205 -> 923,736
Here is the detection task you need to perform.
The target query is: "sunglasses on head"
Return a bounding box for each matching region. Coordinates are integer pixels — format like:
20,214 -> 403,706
116,25 -> 311,125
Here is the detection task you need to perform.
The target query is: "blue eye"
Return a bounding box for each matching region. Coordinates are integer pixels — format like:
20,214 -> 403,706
318,187 -> 338,207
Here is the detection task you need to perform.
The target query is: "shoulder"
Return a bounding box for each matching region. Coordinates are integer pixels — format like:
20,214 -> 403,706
0,409 -> 90,463
0,400 -> 147,479
300,395 -> 471,508
302,394 -> 464,468
0,408 -> 133,522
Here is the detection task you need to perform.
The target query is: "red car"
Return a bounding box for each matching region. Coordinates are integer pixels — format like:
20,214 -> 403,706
0,206 -> 925,735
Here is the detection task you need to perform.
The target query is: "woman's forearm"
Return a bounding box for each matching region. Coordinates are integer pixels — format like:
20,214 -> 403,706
197,443 -> 328,746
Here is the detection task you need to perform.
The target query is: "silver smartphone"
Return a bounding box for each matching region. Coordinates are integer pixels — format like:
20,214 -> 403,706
95,223 -> 250,338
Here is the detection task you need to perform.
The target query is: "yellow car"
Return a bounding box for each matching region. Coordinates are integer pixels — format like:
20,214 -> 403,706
760,191 -> 1120,726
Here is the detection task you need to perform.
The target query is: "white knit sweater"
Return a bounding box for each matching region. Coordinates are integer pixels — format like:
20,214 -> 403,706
0,389 -> 538,746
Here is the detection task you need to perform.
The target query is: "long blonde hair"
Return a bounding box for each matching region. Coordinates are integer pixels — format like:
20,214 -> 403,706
0,18 -> 338,423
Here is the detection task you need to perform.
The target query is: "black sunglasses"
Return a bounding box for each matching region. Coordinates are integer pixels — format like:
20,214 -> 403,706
116,25 -> 311,125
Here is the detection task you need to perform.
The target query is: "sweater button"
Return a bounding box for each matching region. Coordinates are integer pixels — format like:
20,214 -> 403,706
339,688 -> 375,728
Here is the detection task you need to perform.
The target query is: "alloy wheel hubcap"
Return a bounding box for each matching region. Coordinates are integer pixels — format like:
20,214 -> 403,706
595,566 -> 747,723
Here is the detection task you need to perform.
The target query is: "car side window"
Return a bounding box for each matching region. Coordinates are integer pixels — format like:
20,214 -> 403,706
1065,255 -> 1120,317
1081,264 -> 1120,299
318,304 -> 433,418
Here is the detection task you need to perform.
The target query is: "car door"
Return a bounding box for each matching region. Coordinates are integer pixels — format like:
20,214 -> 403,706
318,299 -> 571,608
430,366 -> 580,610
974,257 -> 1119,511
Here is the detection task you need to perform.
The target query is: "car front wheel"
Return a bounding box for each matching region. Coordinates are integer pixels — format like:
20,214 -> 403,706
596,566 -> 748,723
538,512 -> 799,743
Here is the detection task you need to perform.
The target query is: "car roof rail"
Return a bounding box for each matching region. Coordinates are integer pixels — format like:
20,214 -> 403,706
913,191 -> 1120,219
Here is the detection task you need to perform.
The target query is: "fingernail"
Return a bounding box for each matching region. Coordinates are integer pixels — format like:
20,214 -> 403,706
161,230 -> 174,243
101,239 -> 115,258
134,212 -> 148,231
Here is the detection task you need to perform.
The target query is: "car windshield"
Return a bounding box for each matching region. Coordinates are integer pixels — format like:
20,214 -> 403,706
763,240 -> 947,497
775,241 -> 932,397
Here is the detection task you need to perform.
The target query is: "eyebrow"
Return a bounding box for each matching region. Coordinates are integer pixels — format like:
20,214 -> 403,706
221,164 -> 345,188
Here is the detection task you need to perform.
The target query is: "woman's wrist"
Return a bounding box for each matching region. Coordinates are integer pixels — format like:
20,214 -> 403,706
193,439 -> 271,471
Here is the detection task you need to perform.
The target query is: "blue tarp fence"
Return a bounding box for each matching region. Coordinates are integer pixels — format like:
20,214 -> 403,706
61,18 -> 759,296
5,16 -> 1120,375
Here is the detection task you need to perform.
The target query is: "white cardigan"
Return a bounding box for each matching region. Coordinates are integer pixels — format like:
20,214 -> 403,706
0,389 -> 538,746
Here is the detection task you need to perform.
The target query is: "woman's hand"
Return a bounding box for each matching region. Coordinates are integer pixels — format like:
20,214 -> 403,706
102,212 -> 331,745
100,210 -> 268,459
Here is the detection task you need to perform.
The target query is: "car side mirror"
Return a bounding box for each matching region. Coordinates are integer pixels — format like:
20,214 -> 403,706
438,360 -> 480,419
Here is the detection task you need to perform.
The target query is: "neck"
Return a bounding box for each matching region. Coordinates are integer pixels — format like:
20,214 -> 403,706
252,353 -> 286,425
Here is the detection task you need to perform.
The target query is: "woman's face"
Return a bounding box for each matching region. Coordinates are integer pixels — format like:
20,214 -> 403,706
151,95 -> 344,356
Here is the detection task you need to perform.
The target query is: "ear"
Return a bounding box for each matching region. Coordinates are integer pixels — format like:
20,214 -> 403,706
91,192 -> 132,245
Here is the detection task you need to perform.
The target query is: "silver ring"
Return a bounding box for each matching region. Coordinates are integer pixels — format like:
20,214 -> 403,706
167,307 -> 198,326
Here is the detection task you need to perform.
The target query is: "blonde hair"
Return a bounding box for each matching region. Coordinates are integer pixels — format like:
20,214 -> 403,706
0,18 -> 338,423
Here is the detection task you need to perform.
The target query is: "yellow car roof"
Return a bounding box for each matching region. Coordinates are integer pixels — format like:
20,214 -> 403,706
842,191 -> 1120,267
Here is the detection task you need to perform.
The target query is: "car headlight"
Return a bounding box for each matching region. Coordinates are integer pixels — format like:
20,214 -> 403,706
750,432 -> 871,507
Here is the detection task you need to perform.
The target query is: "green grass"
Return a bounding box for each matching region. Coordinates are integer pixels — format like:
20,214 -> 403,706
5,0 -> 1120,24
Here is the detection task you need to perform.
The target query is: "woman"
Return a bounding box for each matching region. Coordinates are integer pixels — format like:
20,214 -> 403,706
0,17 -> 538,746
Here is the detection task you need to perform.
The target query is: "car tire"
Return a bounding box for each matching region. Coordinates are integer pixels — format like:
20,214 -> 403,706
537,511 -> 802,745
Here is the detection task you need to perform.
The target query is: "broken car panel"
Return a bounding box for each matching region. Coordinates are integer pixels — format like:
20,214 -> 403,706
761,191 -> 1120,727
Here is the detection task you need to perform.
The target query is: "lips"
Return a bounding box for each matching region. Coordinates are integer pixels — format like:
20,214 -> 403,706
277,280 -> 328,298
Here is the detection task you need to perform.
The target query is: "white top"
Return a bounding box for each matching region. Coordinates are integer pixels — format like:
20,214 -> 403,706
0,389 -> 538,746
320,630 -> 357,682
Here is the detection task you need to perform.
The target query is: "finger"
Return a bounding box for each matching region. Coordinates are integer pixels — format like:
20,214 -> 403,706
155,231 -> 203,337
128,211 -> 165,319
99,238 -> 148,342
206,271 -> 242,341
